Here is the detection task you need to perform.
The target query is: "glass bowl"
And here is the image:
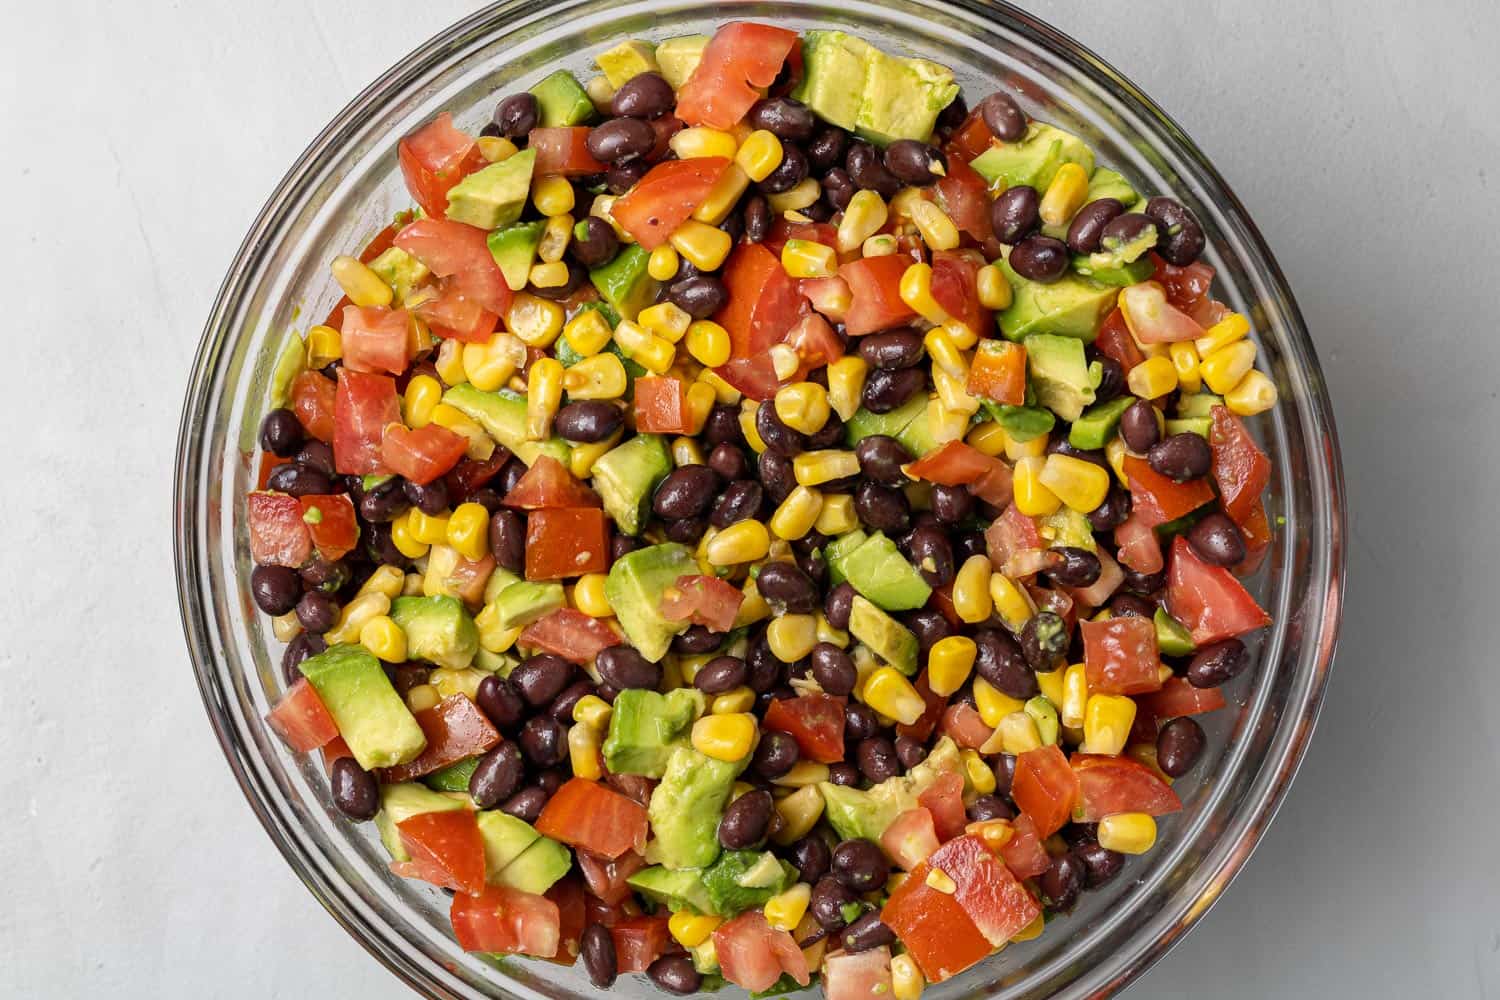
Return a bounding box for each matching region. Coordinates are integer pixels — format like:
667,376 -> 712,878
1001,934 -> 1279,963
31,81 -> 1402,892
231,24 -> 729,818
174,0 -> 1345,996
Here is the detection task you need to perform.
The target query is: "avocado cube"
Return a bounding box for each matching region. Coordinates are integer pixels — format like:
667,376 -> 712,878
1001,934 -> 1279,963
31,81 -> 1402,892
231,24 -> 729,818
1040,506 -> 1096,553
848,595 -> 919,676
970,121 -> 1096,192
1071,253 -> 1154,287
366,246 -> 430,304
627,865 -> 716,916
605,542 -> 698,662
894,398 -> 942,461
375,782 -> 465,861
854,48 -> 960,147
441,384 -> 571,468
591,433 -> 672,536
1166,416 -> 1213,439
589,244 -> 660,322
648,747 -> 745,871
655,35 -> 710,90
487,580 -> 565,631
476,809 -> 542,874
300,645 -> 426,770
529,70 -> 596,127
980,400 -> 1055,442
701,850 -> 794,917
444,148 -> 536,230
842,532 -> 931,611
496,836 -> 571,895
422,756 -> 481,793
390,595 -> 479,670
596,39 -> 660,88
817,737 -> 962,842
1176,393 -> 1224,420
1024,333 -> 1099,422
999,262 -> 1119,344
487,220 -> 547,293
843,393 -> 928,448
1068,395 -> 1135,451
791,31 -> 873,132
822,529 -> 868,587
268,331 -> 307,410
602,687 -> 706,778
1086,167 -> 1140,209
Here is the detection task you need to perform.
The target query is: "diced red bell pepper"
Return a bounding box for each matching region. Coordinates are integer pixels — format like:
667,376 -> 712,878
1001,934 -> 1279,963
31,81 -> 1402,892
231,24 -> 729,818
524,507 -> 609,580
535,778 -> 650,859
943,109 -> 996,163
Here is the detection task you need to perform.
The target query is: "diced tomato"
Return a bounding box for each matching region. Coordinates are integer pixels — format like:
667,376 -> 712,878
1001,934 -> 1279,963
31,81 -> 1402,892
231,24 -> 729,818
906,441 -> 1002,485
714,910 -> 810,993
451,886 -> 561,957
524,507 -> 610,580
939,702 -> 993,751
441,552 -> 496,607
931,250 -> 989,338
764,218 -> 838,257
545,874 -> 586,965
536,778 -> 650,859
997,812 -> 1050,880
290,369 -> 337,443
1119,281 -> 1203,343
397,809 -> 487,896
528,127 -> 607,177
1153,254 -> 1215,308
935,158 -> 996,243
882,807 -> 941,870
633,375 -> 693,434
576,850 -> 647,907
333,369 -> 401,476
381,423 -> 468,486
715,354 -> 782,401
839,255 -> 917,335
660,574 -> 744,633
715,243 -> 806,362
265,678 -> 338,751
761,693 -> 846,764
896,670 -> 946,742
1030,584 -> 1078,633
1011,745 -> 1079,837
248,491 -> 312,567
1165,536 -> 1272,645
674,23 -> 800,130
881,856 -> 993,983
1123,455 -> 1216,527
414,281 -> 498,344
339,305 -> 410,375
930,584 -> 961,628
445,451 -> 512,502
967,339 -> 1027,405
1114,509 -> 1165,574
1094,309 -> 1146,373
823,947 -> 893,1000
320,734 -> 353,770
603,772 -> 658,807
943,108 -> 996,164
393,217 -> 512,315
918,770 -> 969,842
800,275 -> 851,321
504,455 -> 601,510
380,694 -> 501,783
519,609 -> 622,664
1235,496 -> 1273,576
1068,546 -> 1125,611
1071,753 -> 1183,821
784,311 -> 845,380
1081,616 -> 1162,695
1188,296 -> 1232,328
985,504 -> 1043,572
397,112 -> 486,218
611,158 -> 732,249
297,493 -> 359,561
1138,676 -> 1228,719
1209,406 -> 1272,526
930,834 -> 1041,947
610,914 -> 672,974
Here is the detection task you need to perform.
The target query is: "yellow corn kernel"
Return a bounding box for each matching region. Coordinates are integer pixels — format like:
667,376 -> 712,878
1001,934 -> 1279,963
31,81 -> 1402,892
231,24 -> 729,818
1200,339 -> 1257,395
389,511 -> 430,559
589,194 -> 630,241
271,610 -> 301,643
671,126 -> 739,161
927,635 -> 977,696
711,686 -> 756,715
1225,368 -> 1278,416
923,328 -> 967,379
706,519 -> 771,565
405,683 -> 441,713
836,190 -> 890,252
774,382 -> 831,436
770,343 -> 800,381
671,436 -> 705,468
815,613 -> 850,649
669,911 -> 723,949
430,667 -> 486,701
862,234 -> 898,257
355,566 -> 402,605
331,255 -> 394,308
740,402 -> 768,453
924,868 -> 957,895
825,356 -> 868,422
435,337 -> 467,385
1169,340 -> 1202,395
400,374 -> 443,429
1012,913 -> 1045,942
769,486 -> 825,542
567,722 -> 603,780
407,507 -> 452,546
1039,453 -> 1111,512
910,200 -> 960,251
1013,455 -> 1063,517
953,554 -> 996,624
888,187 -> 926,221
462,332 -> 524,392
964,421 -> 1008,458
563,419 -> 618,476
1039,162 -> 1090,226
647,245 -> 681,282
767,177 -> 822,214
891,953 -> 924,1000
698,367 -> 742,405
997,710 -> 1043,755
792,449 -> 861,487
1030,671 -> 1064,714
611,319 -> 676,374
1124,355 -> 1177,401
1195,312 -> 1251,357
359,614 -> 407,662
533,214 -> 572,265
1060,663 -> 1089,729
733,129 -> 784,182
962,749 -> 997,795
814,494 -> 857,536
691,712 -> 758,762
529,261 -> 571,289
428,403 -> 494,462
572,694 -> 613,732
898,262 -> 952,327
527,174 -> 573,217
933,367 -> 980,416
525,358 -> 564,441
306,324 -> 342,368
683,382 -> 717,436
693,163 -> 753,225
1104,437 -> 1130,487
976,263 -> 1013,311
1082,693 -> 1136,756
568,572 -> 610,618
685,319 -> 731,368
767,614 -> 818,662
929,403 -> 972,446
669,219 -> 734,272
505,292 -> 565,348
973,676 -> 1026,729
988,574 -> 1036,634
444,502 -> 490,562
764,882 -> 811,932
562,353 -> 629,400
636,304 -> 690,346
781,239 -> 837,279
1097,812 -> 1157,855
862,667 -> 926,726
772,761 -> 831,789
772,785 -> 825,845
477,134 -> 519,163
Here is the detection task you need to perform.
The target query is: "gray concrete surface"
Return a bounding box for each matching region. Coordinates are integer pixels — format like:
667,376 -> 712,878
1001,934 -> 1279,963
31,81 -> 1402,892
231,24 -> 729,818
3,0 -> 1497,995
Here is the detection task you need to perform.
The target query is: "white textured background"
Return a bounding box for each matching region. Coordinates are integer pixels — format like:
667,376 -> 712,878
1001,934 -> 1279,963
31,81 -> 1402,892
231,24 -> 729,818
4,1 -> 1498,996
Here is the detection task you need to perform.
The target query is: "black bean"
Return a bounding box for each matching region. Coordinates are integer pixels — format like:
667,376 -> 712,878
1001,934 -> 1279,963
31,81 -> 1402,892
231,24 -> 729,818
845,141 -> 900,199
707,442 -> 749,481
587,117 -> 656,162
1109,593 -> 1157,619
1020,610 -> 1069,672
512,654 -> 574,707
604,157 -> 650,196
653,466 -> 719,520
710,480 -> 764,529
487,510 -> 525,574
610,72 -> 674,119
967,794 -> 1015,822
550,679 -> 593,722
300,557 -> 350,594
808,412 -> 846,450
1119,399 -> 1161,454
295,591 -> 339,634
469,741 -> 524,808
759,143 -> 809,194
858,329 -> 925,370
595,645 -> 662,691
251,565 -> 300,615
672,624 -> 723,654
260,408 -> 304,457
694,655 -> 748,695
883,140 -> 946,186
1065,198 -> 1126,255
358,478 -> 408,523
978,91 -> 1027,141
496,459 -> 527,497
1093,355 -> 1126,406
266,463 -> 331,497
993,753 -> 1017,799
856,737 -> 899,785
518,716 -> 566,767
743,194 -> 773,243
807,126 -> 848,171
554,401 -> 622,443
1040,852 -> 1086,911
751,729 -> 800,779
1009,234 -> 1070,282
935,94 -> 969,136
931,483 -> 975,524
1076,839 -> 1125,887
581,923 -> 618,990
903,609 -> 954,657
821,167 -> 856,212
719,790 -> 774,850
991,185 -> 1041,244
908,524 -> 956,588
757,561 -> 820,614
535,768 -> 567,796
492,93 -> 539,137
975,628 -> 1038,698
824,762 -> 859,786
824,582 -> 856,631
1045,546 -> 1102,588
809,643 -> 857,697
747,97 -> 817,141
1148,432 -> 1213,482
852,436 -> 910,488
330,757 -> 379,820
840,912 -> 896,954
295,440 -> 336,479
746,633 -> 781,692
702,404 -> 744,447
1099,213 -> 1159,254
1186,638 -> 1249,688
1122,566 -> 1168,597
666,275 -> 729,319
854,481 -> 910,534
861,366 -> 925,413
1088,483 -> 1133,532
757,400 -> 807,455
648,955 -> 702,996
568,216 -> 619,269
844,703 -> 879,743
1188,512 -> 1248,567
403,478 -> 449,515
501,786 -> 548,823
1156,716 -> 1206,777
608,533 -> 639,566
894,735 -> 927,770
362,522 -> 405,568
790,836 -> 832,884
811,876 -> 859,931
1143,196 -> 1206,266
281,632 -> 326,685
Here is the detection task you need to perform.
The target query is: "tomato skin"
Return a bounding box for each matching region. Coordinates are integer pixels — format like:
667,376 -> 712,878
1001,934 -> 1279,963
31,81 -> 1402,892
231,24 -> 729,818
906,441 -> 1005,485
451,885 -> 561,957
380,694 -> 502,783
881,855 -> 994,983
939,702 -> 993,751
290,370 -> 337,443
1071,753 -> 1183,821
1094,308 -> 1145,373
524,507 -> 610,580
265,678 -> 338,751
997,812 -> 1050,880
674,23 -> 799,129
397,809 -> 488,896
917,769 -> 969,842
633,376 -> 693,434
610,914 -> 672,973
1081,616 -> 1163,695
503,455 -> 601,510
784,312 -> 845,381
1165,536 -> 1272,645
715,242 -> 807,360
528,127 -> 607,177
839,255 -> 917,335
1114,509 -> 1165,575
576,850 -> 647,907
881,807 -> 941,870
1119,281 -> 1204,344
659,574 -> 744,633
943,109 -> 996,163
248,491 -> 313,567
398,112 -> 485,218
381,423 -> 469,486
985,504 -> 1043,572
1153,254 -> 1215,307
1235,496 -> 1273,575
445,451 -> 513,503
297,494 -> 359,561
800,275 -> 851,322
611,157 -> 732,249
967,339 -> 1027,405
761,693 -> 846,764
393,217 -> 512,315
1122,455 -> 1216,527
935,159 -> 996,243
1209,406 -> 1272,526
931,249 -> 990,338
765,219 -> 838,257
1137,676 -> 1228,720
930,834 -> 1041,947
415,281 -> 498,344
536,778 -> 650,859
1011,745 -> 1079,837
518,609 -> 621,664
333,369 -> 401,476
714,910 -> 810,993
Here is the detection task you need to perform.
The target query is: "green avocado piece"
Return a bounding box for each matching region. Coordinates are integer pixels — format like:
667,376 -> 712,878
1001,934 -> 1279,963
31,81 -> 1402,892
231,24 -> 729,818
843,393 -> 929,447
656,35 -> 710,90
970,121 -> 1095,192
848,595 -> 919,675
498,836 -> 572,894
894,398 -> 942,461
1025,333 -> 1098,422
1085,167 -> 1140,209
648,747 -> 746,871
1039,506 -> 1095,552
1176,393 -> 1224,420
1024,696 -> 1060,746
590,244 -> 660,321
1166,416 -> 1212,439
1155,607 -> 1197,657
444,149 -> 536,230
591,433 -> 672,536
998,261 -> 1119,343
529,70 -> 596,127
691,940 -> 721,975
554,304 -> 647,388
628,865 -> 716,916
605,542 -> 697,661
300,645 -> 426,770
482,566 -> 524,605
476,809 -> 542,874
855,48 -> 960,147
1068,395 -> 1135,450
822,529 -> 868,587
818,737 -> 962,842
390,595 -> 480,670
1070,253 -> 1154,287
487,580 -> 565,631
441,384 -> 571,467
375,782 -> 465,862
487,220 -> 547,293
702,850 -> 795,917
843,533 -> 931,611
367,246 -> 430,304
602,687 -> 706,778
422,755 -> 481,792
596,40 -> 660,88
1088,221 -> 1159,273
268,331 -> 307,409
981,400 -> 1056,442
791,31 -> 872,131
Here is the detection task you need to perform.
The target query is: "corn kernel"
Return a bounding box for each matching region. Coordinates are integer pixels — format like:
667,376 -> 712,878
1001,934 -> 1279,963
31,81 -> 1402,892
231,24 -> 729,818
505,292 -> 565,348
1195,312 -> 1251,357
1169,340 -> 1202,394
671,127 -> 738,161
739,401 -> 768,453
772,761 -> 831,789
669,219 -> 733,272
1097,812 -> 1157,854
891,954 -> 924,1000
815,613 -> 850,649
970,818 -> 1014,852
306,324 -> 342,368
900,264 -> 952,329
837,190 -> 890,252
769,343 -> 800,380
764,882 -> 811,932
698,368 -> 741,405
671,436 -> 705,468
401,374 -> 443,429
1039,162 -> 1090,226
405,683 -> 440,712
531,215 -> 572,266
435,337 -> 466,385
767,177 -> 822,214
862,234 -> 898,257
430,667 -> 486,701
889,187 -> 926,220
445,502 -> 491,562
976,263 -> 1014,311
813,495 -> 857,536
825,356 -> 868,422
769,486 -> 824,541
561,311 -> 612,362
933,367 -> 980,416
669,911 -> 723,949
529,261 -> 571,289
927,635 -> 977,696
529,175 -> 574,217
910,200 -> 960,251
964,421 -> 1008,458
733,129 -> 784,182
331,255 -> 394,308
953,554 -> 996,624
526,358 -> 564,440
568,572 -> 611,618
963,748 -> 998,795
359,614 -> 407,662
638,302 -> 692,344
773,382 -> 831,436
1200,340 -> 1257,395
567,722 -> 603,780
562,353 -> 629,400
997,710 -> 1042,755
461,332 -> 524,392
987,574 -> 1035,633
407,507 -> 452,546
1039,453 -> 1111,512
924,868 -> 958,894
861,667 -> 926,726
390,511 -> 430,559
792,449 -> 861,486
1012,455 -> 1063,517
692,163 -> 752,225
781,238 -> 838,279
477,135 -> 518,163
1082,693 -> 1136,756
1225,368 -> 1278,416
691,712 -> 758,761
612,319 -> 676,374
706,519 -> 770,565
712,687 -> 756,715
572,694 -> 613,731
271,610 -> 300,642
589,194 -> 630,241
686,320 -> 731,368
1123,355 -> 1176,401
923,328 -> 967,379
647,245 -> 681,282
1057,663 -> 1089,730
767,614 -> 818,663
772,785 -> 825,845
974,676 -> 1027,729
1013,913 -> 1045,942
